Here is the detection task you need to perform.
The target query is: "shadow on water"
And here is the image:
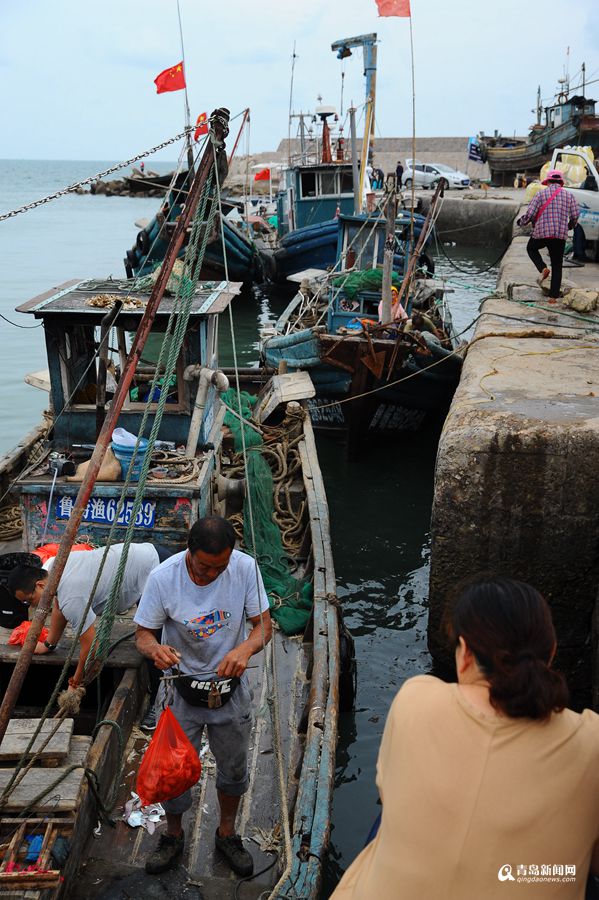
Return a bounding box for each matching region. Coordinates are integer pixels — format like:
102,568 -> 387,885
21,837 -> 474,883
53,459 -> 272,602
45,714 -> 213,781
318,426 -> 439,896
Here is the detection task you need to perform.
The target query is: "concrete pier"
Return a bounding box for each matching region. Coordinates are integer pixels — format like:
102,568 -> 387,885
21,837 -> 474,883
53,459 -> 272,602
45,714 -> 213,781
420,192 -> 519,247
428,217 -> 599,702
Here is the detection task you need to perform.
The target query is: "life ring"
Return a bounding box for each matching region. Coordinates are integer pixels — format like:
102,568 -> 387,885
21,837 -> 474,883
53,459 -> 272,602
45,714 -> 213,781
136,229 -> 150,255
557,92 -> 567,105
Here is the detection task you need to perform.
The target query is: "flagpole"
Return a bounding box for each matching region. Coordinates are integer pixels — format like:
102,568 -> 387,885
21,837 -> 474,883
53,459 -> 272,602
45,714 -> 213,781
176,0 -> 194,173
408,13 -> 416,254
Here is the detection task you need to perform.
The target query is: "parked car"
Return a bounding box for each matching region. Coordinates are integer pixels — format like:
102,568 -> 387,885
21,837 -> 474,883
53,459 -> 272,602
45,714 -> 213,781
403,160 -> 470,190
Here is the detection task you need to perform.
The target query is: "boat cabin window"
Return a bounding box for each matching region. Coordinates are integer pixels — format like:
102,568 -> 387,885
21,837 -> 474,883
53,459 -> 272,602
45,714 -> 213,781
299,169 -> 354,199
339,171 -> 354,194
58,323 -> 187,413
320,172 -> 337,195
343,223 -> 381,269
300,172 -> 317,198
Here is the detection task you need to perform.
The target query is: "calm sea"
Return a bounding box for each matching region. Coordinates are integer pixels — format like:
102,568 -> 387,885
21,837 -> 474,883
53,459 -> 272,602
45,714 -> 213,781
0,159 -> 497,895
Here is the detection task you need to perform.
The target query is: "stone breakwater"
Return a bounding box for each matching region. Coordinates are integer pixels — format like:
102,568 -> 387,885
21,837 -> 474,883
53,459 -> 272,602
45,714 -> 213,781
428,203 -> 599,705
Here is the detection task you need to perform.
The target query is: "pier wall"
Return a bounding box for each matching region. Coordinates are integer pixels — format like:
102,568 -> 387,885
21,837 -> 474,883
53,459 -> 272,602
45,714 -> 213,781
428,215 -> 599,703
419,195 -> 519,247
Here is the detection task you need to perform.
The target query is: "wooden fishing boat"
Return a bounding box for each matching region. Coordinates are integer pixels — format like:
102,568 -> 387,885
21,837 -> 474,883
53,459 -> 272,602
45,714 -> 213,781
480,90 -> 599,186
0,112 -> 345,899
260,192 -> 461,449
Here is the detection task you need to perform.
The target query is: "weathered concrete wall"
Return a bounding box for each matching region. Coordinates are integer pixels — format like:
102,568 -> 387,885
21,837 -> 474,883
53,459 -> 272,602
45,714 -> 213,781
419,195 -> 519,247
428,253 -> 599,702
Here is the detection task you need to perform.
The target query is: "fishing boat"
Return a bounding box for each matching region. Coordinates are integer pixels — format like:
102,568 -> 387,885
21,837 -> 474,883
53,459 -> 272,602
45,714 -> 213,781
266,33 -> 380,283
261,185 -> 462,449
123,174 -> 263,284
479,82 -> 599,185
0,110 -> 346,899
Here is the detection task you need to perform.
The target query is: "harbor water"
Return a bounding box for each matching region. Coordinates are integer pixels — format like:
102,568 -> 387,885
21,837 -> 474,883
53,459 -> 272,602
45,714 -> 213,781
0,160 -> 498,895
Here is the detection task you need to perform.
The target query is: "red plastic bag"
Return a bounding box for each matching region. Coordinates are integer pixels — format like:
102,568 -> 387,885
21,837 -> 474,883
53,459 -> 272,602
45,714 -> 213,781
8,621 -> 49,646
136,706 -> 201,806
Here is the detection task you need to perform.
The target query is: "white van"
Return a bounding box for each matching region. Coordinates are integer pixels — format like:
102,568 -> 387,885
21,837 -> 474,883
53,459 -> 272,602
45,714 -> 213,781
550,148 -> 599,255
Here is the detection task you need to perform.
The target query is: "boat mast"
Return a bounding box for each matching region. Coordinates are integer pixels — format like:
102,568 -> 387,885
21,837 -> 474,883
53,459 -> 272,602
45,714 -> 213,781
0,109 -> 231,746
288,41 -> 298,166
349,105 -> 360,215
381,189 -> 397,323
176,0 -> 195,174
331,34 -> 378,212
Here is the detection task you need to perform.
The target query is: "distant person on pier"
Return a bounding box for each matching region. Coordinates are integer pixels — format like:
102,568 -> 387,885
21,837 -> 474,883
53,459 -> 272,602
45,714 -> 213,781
395,160 -> 404,188
331,576 -> 599,900
517,169 -> 580,303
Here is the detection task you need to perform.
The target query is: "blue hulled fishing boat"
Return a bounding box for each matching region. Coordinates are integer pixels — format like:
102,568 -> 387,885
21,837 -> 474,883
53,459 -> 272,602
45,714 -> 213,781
261,186 -> 462,449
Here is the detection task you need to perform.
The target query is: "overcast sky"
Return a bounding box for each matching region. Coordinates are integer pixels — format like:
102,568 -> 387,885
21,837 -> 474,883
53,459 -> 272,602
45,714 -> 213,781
1,0 -> 598,162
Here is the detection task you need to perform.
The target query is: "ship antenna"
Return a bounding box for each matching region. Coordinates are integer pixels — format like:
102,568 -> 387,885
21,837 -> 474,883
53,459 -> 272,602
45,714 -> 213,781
176,0 -> 194,173
288,41 -> 298,166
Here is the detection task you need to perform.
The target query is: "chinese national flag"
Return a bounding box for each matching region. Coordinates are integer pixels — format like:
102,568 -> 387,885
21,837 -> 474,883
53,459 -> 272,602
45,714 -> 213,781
154,62 -> 186,94
375,0 -> 411,15
194,112 -> 209,141
254,168 -> 270,182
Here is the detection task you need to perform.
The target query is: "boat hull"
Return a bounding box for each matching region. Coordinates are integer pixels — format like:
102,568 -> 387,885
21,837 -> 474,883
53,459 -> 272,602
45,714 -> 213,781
263,327 -> 461,438
484,117 -> 599,184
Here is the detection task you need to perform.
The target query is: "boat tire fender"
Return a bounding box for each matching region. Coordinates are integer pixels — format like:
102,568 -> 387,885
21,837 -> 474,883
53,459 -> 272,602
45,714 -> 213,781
136,229 -> 150,255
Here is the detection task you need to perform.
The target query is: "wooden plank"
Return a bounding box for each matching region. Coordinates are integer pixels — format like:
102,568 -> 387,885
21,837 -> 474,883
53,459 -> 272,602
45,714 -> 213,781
0,621 -> 142,669
0,719 -> 74,762
58,667 -> 144,892
0,737 -> 90,812
14,280 -> 81,315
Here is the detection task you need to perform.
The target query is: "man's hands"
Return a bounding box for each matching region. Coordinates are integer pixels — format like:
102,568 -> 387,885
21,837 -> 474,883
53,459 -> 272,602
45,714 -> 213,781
150,644 -> 182,671
217,646 -> 252,678
216,612 -> 272,678
34,641 -> 49,655
135,625 -> 181,670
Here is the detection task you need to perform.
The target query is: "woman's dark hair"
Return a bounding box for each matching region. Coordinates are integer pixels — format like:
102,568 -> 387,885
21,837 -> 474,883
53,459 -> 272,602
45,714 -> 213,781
188,516 -> 236,555
7,565 -> 48,595
447,576 -> 568,720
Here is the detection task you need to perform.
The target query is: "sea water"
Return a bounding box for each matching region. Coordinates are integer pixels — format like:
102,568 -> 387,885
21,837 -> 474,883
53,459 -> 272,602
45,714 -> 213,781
0,160 -> 498,894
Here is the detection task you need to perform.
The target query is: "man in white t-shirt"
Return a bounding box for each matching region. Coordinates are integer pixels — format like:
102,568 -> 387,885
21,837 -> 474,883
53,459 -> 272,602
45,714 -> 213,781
134,515 -> 272,879
9,543 -> 161,688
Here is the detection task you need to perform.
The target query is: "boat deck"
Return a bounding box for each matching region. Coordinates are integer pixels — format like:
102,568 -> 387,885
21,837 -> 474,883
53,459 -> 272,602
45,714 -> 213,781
71,632 -> 309,899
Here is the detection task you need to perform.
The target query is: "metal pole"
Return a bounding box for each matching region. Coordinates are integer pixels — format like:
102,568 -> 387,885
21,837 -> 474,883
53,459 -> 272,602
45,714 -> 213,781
176,0 -> 195,175
299,114 -> 306,163
381,191 -> 397,322
349,105 -> 360,215
395,177 -> 443,313
0,108 -> 231,746
288,41 -> 297,166
95,300 -> 123,438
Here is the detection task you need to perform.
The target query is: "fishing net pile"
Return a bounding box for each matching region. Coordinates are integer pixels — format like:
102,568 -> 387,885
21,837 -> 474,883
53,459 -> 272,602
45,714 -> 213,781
332,267 -> 401,300
221,389 -> 313,636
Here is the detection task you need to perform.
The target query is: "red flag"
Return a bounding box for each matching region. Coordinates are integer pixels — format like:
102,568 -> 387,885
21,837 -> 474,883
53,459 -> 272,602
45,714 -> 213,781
375,0 -> 411,15
254,168 -> 270,182
194,112 -> 209,141
154,62 -> 186,94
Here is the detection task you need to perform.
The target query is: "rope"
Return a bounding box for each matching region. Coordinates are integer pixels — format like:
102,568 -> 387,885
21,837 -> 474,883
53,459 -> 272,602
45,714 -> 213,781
213,145 -> 294,893
0,127 -> 197,222
0,313 -> 43,329
0,505 -> 22,540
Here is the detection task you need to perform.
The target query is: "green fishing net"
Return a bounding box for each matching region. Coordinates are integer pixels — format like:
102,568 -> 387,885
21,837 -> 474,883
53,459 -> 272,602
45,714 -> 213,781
332,267 -> 401,300
221,389 -> 313,636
